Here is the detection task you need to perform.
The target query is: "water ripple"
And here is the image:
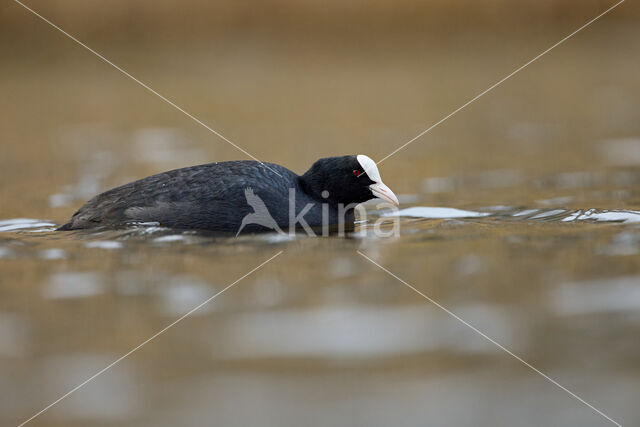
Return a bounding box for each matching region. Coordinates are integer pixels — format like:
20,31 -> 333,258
0,218 -> 55,232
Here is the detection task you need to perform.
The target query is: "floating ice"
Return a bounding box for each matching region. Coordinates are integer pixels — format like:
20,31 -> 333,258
153,234 -> 187,243
0,218 -> 55,232
530,209 -> 567,219
512,209 -> 539,217
382,207 -> 489,219
562,209 -> 640,224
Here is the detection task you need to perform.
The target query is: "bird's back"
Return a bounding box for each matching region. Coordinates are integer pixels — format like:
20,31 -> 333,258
58,161 -> 297,231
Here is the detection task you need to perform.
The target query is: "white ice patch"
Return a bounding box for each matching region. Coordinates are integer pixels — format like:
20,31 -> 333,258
356,154 -> 381,182
530,209 -> 567,219
0,218 -> 55,232
562,209 -> 640,223
153,234 -> 188,243
382,206 -> 489,219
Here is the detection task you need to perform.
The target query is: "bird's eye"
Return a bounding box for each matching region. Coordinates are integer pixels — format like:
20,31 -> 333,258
353,169 -> 361,176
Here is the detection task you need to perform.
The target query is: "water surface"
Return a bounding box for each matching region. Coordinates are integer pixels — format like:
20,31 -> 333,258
1,13 -> 640,427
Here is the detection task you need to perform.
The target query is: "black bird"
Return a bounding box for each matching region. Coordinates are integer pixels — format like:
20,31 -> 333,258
58,154 -> 399,234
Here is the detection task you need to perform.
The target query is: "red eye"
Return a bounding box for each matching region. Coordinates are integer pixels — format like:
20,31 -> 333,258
353,169 -> 361,176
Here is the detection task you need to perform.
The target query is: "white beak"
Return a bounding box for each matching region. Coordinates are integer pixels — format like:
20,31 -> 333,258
370,181 -> 399,206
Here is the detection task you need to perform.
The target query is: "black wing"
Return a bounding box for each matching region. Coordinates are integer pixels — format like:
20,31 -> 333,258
59,161 -> 295,231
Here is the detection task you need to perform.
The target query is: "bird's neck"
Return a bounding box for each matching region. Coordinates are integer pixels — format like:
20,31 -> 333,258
298,173 -> 320,197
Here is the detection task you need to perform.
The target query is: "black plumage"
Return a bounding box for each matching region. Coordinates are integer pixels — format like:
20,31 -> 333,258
58,155 -> 397,234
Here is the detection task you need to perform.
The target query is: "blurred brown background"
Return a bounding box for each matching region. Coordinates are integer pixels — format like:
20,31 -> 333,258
3,0 -> 640,39
1,2 -> 640,427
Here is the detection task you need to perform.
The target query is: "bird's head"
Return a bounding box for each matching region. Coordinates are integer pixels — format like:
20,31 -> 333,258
301,154 -> 399,206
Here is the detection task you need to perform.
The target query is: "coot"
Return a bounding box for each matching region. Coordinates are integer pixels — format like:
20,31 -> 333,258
58,154 -> 398,234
